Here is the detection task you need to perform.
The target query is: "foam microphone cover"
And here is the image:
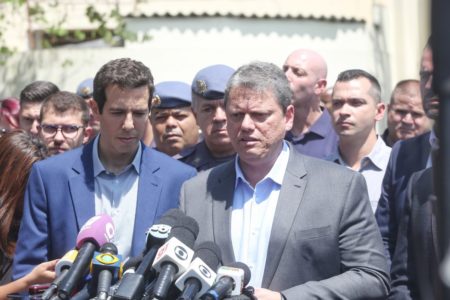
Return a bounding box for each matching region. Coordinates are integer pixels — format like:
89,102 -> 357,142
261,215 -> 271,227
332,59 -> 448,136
76,214 -> 115,249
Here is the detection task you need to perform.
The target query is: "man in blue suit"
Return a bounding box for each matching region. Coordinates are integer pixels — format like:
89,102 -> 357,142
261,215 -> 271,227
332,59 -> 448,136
375,40 -> 435,263
12,58 -> 196,279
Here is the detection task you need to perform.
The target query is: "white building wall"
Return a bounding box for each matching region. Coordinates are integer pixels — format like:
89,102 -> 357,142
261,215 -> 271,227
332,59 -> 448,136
1,18 -> 380,99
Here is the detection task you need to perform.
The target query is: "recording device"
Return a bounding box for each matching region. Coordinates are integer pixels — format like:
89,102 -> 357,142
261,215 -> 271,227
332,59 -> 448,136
151,216 -> 199,299
111,209 -> 184,300
57,214 -> 115,300
41,249 -> 79,300
201,262 -> 251,300
175,241 -> 222,300
91,242 -> 122,300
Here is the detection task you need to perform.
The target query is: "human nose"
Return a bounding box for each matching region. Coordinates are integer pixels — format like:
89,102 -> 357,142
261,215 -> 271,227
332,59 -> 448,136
123,112 -> 134,130
165,116 -> 178,128
213,106 -> 227,123
30,120 -> 40,135
53,128 -> 65,141
401,112 -> 414,124
240,114 -> 255,131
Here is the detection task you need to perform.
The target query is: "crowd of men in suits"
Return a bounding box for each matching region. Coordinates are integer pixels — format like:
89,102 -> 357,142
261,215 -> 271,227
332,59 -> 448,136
0,37 -> 440,299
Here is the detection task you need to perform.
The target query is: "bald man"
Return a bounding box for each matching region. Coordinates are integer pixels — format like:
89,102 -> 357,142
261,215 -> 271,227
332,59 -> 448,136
283,49 -> 338,159
382,79 -> 431,147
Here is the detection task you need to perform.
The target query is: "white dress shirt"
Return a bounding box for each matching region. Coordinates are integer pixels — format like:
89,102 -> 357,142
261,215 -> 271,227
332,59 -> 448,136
231,142 -> 290,287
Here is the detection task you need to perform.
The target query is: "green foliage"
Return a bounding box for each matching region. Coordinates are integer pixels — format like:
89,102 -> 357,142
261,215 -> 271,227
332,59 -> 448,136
0,0 -> 151,65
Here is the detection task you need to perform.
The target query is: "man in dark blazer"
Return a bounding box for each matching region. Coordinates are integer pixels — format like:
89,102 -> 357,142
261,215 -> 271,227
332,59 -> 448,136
181,61 -> 389,299
375,41 -> 436,262
388,167 -> 444,300
12,58 -> 196,279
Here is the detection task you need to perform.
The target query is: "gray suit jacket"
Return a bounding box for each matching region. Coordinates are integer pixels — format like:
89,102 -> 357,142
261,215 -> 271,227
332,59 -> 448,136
180,148 -> 389,299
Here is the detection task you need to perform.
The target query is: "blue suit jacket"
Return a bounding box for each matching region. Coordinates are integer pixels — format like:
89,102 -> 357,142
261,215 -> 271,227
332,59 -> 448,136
12,140 -> 196,279
375,132 -> 431,262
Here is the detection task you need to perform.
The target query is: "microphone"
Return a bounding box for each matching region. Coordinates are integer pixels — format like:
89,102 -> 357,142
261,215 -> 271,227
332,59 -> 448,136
151,216 -> 199,299
175,241 -> 222,300
112,209 -> 183,300
91,242 -> 122,300
57,214 -> 115,300
41,249 -> 79,300
201,262 -> 251,300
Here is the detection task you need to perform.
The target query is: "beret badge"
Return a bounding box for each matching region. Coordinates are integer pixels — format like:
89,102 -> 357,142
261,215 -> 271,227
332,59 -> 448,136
196,80 -> 207,95
151,95 -> 161,107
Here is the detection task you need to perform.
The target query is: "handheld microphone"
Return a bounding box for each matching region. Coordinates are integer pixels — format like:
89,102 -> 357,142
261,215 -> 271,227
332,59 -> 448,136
112,209 -> 183,300
201,262 -> 251,300
91,242 -> 122,300
41,249 -> 79,300
57,214 -> 115,300
175,241 -> 222,300
151,216 -> 199,299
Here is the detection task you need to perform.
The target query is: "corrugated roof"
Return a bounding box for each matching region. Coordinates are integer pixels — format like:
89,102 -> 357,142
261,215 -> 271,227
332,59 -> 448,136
129,0 -> 372,22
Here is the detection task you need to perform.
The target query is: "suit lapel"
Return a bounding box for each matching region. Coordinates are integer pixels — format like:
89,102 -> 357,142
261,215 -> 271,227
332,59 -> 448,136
69,142 -> 96,231
211,162 -> 236,264
131,146 -> 162,255
262,149 -> 307,288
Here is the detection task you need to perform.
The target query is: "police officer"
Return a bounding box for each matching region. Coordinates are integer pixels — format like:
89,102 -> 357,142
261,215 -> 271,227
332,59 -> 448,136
150,81 -> 199,158
180,64 -> 236,171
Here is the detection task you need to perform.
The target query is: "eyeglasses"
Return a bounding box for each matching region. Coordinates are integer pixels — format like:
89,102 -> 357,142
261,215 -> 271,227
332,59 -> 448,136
39,124 -> 85,139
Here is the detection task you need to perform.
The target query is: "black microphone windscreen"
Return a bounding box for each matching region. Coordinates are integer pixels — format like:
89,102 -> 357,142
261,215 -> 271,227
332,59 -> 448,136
169,216 -> 199,248
228,262 -> 251,286
99,242 -> 118,254
157,208 -> 185,227
194,241 -> 222,270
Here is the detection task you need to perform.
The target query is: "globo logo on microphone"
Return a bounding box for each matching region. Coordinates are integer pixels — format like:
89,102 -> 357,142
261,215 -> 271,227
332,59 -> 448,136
199,264 -> 212,279
174,245 -> 189,261
152,237 -> 194,274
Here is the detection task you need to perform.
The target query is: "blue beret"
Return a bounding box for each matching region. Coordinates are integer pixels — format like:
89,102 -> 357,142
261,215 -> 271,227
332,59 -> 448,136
152,81 -> 192,109
76,78 -> 94,98
191,64 -> 235,100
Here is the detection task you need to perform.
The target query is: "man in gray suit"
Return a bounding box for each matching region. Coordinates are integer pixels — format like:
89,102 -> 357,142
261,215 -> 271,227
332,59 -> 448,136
180,61 -> 389,299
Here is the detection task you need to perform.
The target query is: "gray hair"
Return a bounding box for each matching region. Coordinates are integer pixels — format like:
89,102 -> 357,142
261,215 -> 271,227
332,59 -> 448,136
224,61 -> 292,113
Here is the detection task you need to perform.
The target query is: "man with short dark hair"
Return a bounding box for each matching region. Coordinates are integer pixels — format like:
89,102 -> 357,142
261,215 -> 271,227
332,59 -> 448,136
38,91 -> 91,156
329,69 -> 391,212
181,61 -> 389,299
150,81 -> 199,157
19,81 -> 59,135
180,64 -> 236,171
382,79 -> 430,147
13,58 -> 196,279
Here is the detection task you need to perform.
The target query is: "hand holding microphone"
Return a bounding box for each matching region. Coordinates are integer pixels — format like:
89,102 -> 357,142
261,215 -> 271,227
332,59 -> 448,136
41,250 -> 78,300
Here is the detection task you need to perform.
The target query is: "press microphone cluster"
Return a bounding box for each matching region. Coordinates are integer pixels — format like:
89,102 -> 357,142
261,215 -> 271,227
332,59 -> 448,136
42,209 -> 254,300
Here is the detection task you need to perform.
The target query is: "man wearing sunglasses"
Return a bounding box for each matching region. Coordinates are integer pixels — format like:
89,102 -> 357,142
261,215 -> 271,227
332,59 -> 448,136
38,91 -> 92,156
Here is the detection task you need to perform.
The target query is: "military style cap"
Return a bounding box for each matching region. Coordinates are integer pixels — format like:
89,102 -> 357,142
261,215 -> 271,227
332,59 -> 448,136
191,64 -> 235,100
76,78 -> 94,99
152,81 -> 192,109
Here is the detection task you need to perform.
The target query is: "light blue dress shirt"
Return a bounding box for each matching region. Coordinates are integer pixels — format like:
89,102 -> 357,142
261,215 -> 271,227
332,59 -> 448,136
331,136 -> 391,212
231,142 -> 290,288
92,135 -> 141,257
